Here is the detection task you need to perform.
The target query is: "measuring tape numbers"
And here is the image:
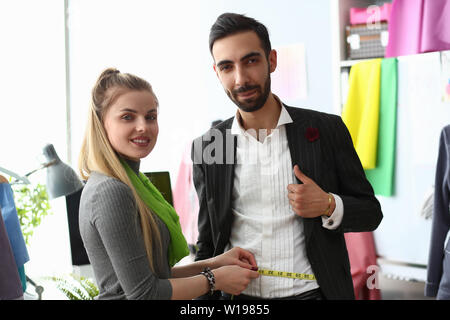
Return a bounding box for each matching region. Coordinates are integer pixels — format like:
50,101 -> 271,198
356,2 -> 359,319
257,268 -> 316,281
229,269 -> 316,300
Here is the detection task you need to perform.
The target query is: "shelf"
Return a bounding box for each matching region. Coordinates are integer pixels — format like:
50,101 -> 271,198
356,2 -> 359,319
332,0 -> 392,113
377,258 -> 427,283
340,58 -> 376,68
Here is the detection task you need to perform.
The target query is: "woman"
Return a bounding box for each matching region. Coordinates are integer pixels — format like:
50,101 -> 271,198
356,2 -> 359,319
78,68 -> 259,300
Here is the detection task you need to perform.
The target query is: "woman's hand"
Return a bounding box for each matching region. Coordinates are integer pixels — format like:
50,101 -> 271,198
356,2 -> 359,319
212,247 -> 258,270
213,265 -> 259,296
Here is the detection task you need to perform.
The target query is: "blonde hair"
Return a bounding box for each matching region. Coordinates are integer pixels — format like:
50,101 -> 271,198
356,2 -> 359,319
79,68 -> 161,271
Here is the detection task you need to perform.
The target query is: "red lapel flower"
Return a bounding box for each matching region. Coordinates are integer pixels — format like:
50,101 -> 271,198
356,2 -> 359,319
305,127 -> 319,142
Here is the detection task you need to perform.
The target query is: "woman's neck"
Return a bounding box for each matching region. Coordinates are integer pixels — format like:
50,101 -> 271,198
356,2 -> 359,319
121,156 -> 140,175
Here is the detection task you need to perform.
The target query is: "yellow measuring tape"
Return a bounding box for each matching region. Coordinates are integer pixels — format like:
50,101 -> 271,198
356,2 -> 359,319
257,269 -> 316,281
229,269 -> 316,299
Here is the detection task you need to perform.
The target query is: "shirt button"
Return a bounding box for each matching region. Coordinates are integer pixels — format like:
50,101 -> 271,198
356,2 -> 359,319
327,219 -> 334,226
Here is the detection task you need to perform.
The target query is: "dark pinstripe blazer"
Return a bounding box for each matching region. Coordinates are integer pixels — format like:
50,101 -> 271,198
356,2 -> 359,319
192,105 -> 383,300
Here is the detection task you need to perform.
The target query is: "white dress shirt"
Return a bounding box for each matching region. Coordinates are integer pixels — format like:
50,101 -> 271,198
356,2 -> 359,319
227,103 -> 344,298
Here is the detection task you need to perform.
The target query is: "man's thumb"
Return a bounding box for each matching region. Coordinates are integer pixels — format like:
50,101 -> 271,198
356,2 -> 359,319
294,165 -> 310,184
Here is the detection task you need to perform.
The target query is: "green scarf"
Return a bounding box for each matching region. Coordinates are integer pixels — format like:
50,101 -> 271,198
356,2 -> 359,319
121,160 -> 189,267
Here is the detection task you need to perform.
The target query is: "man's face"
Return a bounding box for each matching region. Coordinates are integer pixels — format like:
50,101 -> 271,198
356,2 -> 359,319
212,31 -> 277,113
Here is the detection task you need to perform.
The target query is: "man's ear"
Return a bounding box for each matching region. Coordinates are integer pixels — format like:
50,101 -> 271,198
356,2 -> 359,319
213,63 -> 219,78
269,49 -> 277,73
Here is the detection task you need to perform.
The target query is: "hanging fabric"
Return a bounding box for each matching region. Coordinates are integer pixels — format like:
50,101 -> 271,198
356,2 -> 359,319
344,232 -> 381,300
0,181 -> 30,292
173,141 -> 199,247
364,58 -> 398,196
342,59 -> 382,169
386,0 -> 450,58
0,207 -> 24,300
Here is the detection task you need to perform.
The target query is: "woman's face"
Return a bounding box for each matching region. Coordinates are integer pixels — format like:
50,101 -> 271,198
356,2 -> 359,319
103,89 -> 159,161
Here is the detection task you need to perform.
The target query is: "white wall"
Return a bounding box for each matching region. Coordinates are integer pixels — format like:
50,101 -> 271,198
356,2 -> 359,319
68,0 -> 334,183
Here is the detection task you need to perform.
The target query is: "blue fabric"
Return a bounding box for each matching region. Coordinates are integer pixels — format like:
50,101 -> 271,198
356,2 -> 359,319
0,183 -> 29,267
0,210 -> 23,299
18,264 -> 27,292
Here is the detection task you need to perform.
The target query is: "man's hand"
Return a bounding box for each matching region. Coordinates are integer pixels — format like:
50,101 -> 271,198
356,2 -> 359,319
287,165 -> 335,218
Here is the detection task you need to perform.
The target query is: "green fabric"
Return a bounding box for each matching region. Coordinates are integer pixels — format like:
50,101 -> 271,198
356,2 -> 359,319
365,58 -> 398,196
121,160 -> 189,267
18,264 -> 26,292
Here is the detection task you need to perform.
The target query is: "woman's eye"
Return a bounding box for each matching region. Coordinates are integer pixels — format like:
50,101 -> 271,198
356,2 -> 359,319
146,115 -> 157,121
121,114 -> 132,120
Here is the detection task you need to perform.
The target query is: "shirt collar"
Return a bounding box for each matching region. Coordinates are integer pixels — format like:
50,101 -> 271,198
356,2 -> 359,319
231,95 -> 293,135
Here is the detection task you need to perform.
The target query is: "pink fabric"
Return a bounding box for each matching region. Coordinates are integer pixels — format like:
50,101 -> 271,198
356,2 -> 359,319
420,0 -> 450,53
344,232 -> 381,300
173,142 -> 199,245
385,0 -> 424,57
386,0 -> 450,58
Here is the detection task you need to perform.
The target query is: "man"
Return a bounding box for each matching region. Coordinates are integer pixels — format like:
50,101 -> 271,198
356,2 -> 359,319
192,13 -> 382,300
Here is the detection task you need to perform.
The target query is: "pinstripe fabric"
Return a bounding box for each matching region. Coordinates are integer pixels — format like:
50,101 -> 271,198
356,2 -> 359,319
192,105 -> 383,300
227,107 -> 319,298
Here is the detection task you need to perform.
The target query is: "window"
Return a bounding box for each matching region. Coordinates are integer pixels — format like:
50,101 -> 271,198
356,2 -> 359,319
0,0 -> 71,280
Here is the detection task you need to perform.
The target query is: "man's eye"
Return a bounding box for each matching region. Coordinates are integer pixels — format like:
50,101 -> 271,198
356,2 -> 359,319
220,65 -> 231,71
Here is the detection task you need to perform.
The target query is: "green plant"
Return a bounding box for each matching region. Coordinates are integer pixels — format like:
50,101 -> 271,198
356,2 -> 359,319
47,274 -> 99,300
12,183 -> 52,245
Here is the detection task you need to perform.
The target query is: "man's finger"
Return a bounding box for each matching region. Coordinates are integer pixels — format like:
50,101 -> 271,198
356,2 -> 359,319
287,183 -> 304,194
293,165 -> 313,184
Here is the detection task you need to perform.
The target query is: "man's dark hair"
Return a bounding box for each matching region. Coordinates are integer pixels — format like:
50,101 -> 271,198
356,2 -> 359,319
209,13 -> 272,57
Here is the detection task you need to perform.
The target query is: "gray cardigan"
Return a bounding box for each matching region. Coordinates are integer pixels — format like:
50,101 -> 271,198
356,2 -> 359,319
426,125 -> 450,299
79,159 -> 172,300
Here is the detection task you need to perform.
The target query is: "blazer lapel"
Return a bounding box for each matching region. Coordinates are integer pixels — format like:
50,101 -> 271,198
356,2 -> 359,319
285,106 -> 322,183
285,106 -> 323,241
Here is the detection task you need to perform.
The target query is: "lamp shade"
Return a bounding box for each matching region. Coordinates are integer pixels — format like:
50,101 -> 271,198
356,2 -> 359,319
42,144 -> 84,199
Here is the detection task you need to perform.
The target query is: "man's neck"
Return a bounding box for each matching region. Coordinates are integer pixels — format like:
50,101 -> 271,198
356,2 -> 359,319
237,93 -> 281,133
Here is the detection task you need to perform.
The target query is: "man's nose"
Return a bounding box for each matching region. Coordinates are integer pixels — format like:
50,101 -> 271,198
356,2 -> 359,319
235,66 -> 249,87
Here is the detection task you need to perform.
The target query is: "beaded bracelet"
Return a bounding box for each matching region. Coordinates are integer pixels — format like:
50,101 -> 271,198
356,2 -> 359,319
200,267 -> 215,295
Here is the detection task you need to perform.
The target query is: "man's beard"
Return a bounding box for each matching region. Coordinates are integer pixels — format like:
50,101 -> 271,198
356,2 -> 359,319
227,74 -> 271,113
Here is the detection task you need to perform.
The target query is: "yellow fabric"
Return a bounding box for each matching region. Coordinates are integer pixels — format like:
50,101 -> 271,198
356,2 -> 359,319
342,59 -> 381,169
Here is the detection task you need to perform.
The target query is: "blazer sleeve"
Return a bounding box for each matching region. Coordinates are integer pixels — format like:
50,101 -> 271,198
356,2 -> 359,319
425,126 -> 450,297
191,139 -> 215,262
191,140 -> 223,300
331,117 -> 383,233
